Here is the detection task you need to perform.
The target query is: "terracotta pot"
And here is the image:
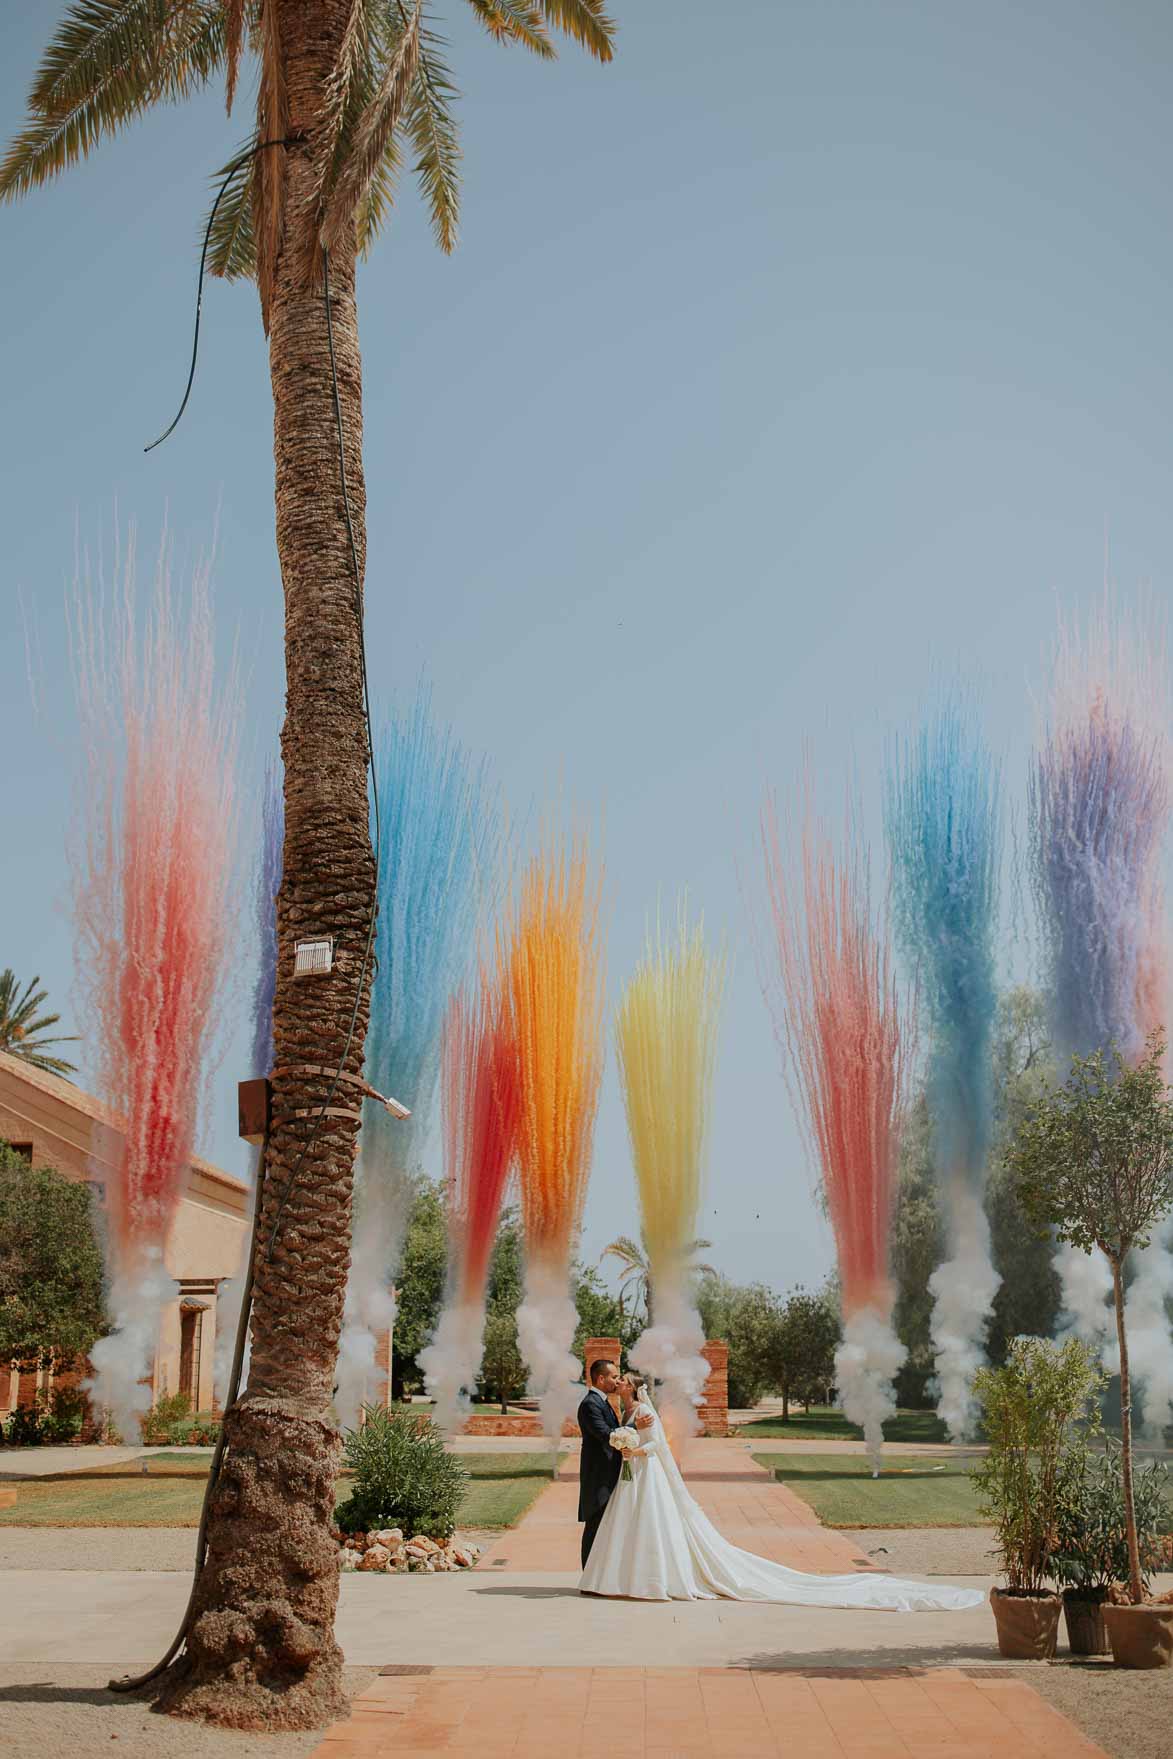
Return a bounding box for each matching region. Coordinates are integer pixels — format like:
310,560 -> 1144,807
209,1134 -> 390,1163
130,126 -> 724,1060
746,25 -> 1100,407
988,1587 -> 1062,1660
1103,1603 -> 1173,1669
1061,1589 -> 1110,1657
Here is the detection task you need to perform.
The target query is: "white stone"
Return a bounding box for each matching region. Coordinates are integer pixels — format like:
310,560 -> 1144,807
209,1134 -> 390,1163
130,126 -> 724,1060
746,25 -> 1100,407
375,1528 -> 404,1548
339,1548 -> 359,1572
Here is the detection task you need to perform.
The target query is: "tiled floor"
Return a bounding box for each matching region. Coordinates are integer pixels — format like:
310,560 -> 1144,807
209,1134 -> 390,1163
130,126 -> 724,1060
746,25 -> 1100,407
311,1666 -> 1109,1757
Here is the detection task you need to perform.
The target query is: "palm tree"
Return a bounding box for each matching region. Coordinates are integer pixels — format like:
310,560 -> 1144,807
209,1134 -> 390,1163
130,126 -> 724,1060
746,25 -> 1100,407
600,1232 -> 715,1328
3,2 -> 616,1730
0,970 -> 78,1077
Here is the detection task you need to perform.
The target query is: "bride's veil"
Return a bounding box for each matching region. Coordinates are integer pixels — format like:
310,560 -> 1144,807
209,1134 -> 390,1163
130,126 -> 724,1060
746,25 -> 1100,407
636,1387 -> 699,1510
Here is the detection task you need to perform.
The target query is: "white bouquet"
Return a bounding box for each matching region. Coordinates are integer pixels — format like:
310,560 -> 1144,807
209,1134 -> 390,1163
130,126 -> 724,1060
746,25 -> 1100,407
610,1425 -> 639,1482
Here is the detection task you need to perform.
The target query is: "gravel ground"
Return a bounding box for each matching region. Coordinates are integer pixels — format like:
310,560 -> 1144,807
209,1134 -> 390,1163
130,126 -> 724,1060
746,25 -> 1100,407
1031,1660 -> 1173,1759
850,1526 -> 998,1575
0,1665 -> 379,1759
0,1526 -> 503,1572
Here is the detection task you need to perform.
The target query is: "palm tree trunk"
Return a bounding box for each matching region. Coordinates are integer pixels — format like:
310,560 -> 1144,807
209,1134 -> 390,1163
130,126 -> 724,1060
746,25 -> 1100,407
1110,1256 -> 1145,1604
159,2 -> 373,1730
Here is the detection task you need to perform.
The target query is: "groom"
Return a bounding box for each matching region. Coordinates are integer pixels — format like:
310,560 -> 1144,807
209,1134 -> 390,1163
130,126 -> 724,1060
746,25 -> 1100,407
577,1360 -> 652,1567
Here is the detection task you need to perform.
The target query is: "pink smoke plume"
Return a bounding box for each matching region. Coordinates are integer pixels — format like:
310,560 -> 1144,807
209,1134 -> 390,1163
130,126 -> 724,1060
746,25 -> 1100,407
760,793 -> 910,1470
421,978 -> 521,1429
71,532 -> 239,1434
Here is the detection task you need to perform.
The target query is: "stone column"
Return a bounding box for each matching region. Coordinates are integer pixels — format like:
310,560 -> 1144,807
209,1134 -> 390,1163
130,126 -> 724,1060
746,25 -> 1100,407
699,1341 -> 729,1437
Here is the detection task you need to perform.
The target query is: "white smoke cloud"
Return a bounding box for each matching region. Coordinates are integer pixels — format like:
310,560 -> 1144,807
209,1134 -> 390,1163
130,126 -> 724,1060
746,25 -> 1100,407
1056,1241 -> 1116,1369
835,1306 -> 904,1475
333,1174 -> 409,1430
86,1245 -> 178,1443
629,1286 -> 709,1444
419,1301 -> 485,1435
928,1188 -> 1000,1440
516,1262 -> 580,1444
1126,1218 -> 1173,1442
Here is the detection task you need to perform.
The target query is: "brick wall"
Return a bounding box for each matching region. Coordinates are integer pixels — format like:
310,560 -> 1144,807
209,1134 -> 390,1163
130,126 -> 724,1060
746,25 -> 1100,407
699,1340 -> 729,1437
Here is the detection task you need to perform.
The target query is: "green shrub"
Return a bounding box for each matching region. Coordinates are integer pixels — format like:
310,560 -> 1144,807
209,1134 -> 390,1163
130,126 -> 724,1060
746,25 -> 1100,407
5,1403 -> 43,1446
973,1335 -> 1103,1593
1054,1443 -> 1171,1597
140,1392 -> 193,1445
335,1405 -> 468,1539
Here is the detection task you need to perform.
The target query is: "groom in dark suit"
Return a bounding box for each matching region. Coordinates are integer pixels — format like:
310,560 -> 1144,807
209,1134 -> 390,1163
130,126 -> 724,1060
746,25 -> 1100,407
577,1359 -> 652,1567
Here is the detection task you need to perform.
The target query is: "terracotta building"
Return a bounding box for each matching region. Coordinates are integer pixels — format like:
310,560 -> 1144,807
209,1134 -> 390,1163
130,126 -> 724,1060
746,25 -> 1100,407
0,1050 -> 249,1418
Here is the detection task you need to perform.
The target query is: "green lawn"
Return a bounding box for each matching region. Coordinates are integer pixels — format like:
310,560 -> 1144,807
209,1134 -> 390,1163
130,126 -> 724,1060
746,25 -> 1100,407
754,1451 -> 984,1527
739,1406 -> 949,1443
0,1451 -> 556,1531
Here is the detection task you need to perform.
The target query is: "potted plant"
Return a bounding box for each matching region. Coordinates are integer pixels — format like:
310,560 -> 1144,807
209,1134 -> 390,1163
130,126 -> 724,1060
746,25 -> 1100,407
1007,1034 -> 1173,1667
1054,1444 -> 1170,1655
973,1334 -> 1102,1659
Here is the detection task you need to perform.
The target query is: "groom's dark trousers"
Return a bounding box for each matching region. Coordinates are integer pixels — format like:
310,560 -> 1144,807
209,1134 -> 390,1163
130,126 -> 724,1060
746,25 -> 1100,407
577,1389 -> 622,1567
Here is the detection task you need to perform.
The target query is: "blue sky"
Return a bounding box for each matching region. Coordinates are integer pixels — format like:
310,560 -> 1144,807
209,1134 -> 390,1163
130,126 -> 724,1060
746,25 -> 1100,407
3,2 -> 1172,1293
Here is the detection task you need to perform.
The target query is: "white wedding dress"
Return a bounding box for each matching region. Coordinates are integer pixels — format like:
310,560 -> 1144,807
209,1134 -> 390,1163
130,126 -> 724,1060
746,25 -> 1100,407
579,1391 -> 983,1613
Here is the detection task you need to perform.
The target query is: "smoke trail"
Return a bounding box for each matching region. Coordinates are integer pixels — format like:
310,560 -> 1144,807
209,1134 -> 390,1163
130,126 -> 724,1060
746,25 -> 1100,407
1127,1217 -> 1173,1442
71,533 -> 239,1433
926,1185 -> 1001,1438
836,1307 -> 905,1475
335,691 -> 500,1427
420,982 -> 520,1432
502,835 -> 604,1441
1031,603 -> 1171,1378
761,791 -> 910,1473
214,761 -> 282,1407
885,694 -> 1002,1440
616,908 -> 724,1440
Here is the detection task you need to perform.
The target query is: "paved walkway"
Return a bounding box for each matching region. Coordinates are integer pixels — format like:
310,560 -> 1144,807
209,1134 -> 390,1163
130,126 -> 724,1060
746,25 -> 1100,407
478,1440 -> 880,1574
311,1666 -> 1108,1758
304,1437 -> 1107,1759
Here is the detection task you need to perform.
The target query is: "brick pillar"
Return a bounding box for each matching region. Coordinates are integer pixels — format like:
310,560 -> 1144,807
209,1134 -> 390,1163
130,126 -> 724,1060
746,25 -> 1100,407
582,1337 -> 621,1385
699,1341 -> 729,1437
373,1329 -> 393,1409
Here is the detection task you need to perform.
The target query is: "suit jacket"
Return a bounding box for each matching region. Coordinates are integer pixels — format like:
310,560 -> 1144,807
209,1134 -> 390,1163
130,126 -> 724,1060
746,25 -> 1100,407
577,1388 -> 622,1522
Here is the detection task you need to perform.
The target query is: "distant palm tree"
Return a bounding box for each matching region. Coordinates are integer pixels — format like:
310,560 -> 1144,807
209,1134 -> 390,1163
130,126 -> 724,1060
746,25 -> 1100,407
0,971 -> 78,1077
600,1231 -> 715,1327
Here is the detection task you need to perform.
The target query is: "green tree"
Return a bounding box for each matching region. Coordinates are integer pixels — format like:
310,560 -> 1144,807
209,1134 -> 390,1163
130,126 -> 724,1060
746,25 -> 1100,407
889,1095 -> 944,1396
390,1178 -> 447,1396
985,988 -> 1061,1360
0,1143 -> 104,1368
1006,1034 -> 1173,1603
479,1308 -> 527,1413
571,1260 -> 641,1362
3,3 -> 615,1727
773,1287 -> 840,1420
0,971 -> 78,1077
696,1275 -> 783,1410
598,1231 -> 714,1327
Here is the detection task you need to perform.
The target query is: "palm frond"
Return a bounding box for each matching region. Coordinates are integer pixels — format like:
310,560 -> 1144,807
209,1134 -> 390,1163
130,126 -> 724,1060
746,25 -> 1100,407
401,8 -> 461,254
310,0 -> 370,209
467,0 -> 555,58
355,119 -> 404,254
223,0 -> 247,113
539,0 -> 615,61
1,1 -> 224,203
206,143 -> 258,279
321,0 -> 420,255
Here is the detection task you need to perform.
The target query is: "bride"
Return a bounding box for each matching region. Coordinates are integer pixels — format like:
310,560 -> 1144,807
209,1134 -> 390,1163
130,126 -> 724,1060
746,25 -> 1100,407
580,1375 -> 983,1613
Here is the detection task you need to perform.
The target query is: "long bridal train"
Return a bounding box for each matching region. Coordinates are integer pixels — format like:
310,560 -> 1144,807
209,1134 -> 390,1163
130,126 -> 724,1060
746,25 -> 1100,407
580,1391 -> 983,1614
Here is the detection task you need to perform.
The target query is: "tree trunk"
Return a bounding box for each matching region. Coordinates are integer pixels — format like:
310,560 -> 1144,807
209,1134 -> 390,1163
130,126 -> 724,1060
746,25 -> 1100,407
159,2 -> 373,1730
1111,1256 -> 1145,1605
782,1386 -> 789,1423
